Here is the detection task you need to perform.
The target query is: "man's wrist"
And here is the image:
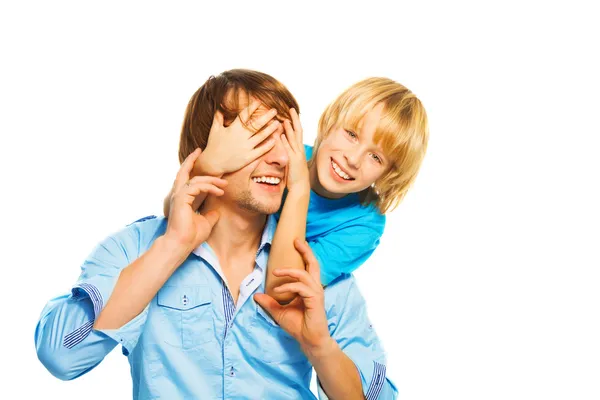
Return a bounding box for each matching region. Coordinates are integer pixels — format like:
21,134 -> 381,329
155,235 -> 194,264
302,336 -> 338,363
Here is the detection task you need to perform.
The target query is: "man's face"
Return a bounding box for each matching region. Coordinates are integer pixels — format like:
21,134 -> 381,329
219,92 -> 289,215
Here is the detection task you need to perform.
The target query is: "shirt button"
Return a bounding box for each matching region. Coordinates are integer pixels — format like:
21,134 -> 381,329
182,295 -> 189,306
229,366 -> 235,377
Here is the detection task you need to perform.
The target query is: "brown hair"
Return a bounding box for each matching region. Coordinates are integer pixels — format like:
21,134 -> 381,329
313,77 -> 429,213
178,69 -> 300,163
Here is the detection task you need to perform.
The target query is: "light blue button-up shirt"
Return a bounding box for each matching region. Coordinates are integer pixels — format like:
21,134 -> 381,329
35,215 -> 398,399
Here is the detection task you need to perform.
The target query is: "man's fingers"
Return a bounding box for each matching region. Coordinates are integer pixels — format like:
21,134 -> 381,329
253,294 -> 284,322
273,268 -> 319,291
186,175 -> 228,188
174,148 -> 202,191
294,239 -> 321,284
172,177 -> 227,211
185,182 -> 225,197
175,182 -> 226,208
199,209 -> 220,230
273,282 -> 316,299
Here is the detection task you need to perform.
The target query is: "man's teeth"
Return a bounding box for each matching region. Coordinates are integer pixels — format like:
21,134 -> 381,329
331,160 -> 352,180
252,176 -> 281,185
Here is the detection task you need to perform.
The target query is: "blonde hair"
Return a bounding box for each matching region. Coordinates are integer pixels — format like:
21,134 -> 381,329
312,77 -> 429,213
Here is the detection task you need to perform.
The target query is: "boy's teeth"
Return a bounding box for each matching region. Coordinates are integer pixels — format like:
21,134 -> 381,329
331,160 -> 351,180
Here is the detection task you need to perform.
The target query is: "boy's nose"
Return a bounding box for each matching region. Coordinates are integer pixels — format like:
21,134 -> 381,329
345,150 -> 361,169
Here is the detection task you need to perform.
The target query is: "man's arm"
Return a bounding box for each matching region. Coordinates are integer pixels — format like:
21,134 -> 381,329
94,235 -> 192,329
35,224 -> 153,380
304,338 -> 365,399
319,277 -> 398,399
99,149 -> 225,330
254,239 -> 397,399
35,148 -> 224,380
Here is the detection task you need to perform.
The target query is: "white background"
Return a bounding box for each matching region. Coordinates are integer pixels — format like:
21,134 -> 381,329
1,1 -> 599,399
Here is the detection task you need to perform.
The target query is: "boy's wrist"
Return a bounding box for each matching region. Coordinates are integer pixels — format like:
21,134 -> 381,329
195,151 -> 224,177
287,181 -> 311,196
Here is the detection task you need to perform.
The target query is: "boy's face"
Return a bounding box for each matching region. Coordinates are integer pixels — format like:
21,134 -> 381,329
313,103 -> 390,198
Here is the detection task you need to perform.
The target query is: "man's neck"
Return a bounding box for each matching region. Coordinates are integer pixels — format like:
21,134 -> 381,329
200,197 -> 267,265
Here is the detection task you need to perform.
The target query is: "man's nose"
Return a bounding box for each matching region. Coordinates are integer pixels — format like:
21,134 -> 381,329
263,132 -> 289,168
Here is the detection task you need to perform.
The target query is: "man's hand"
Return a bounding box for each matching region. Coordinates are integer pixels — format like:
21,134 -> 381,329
165,148 -> 228,252
254,239 -> 334,357
201,99 -> 283,176
281,108 -> 310,192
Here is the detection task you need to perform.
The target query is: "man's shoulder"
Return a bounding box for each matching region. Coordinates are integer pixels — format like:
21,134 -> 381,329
113,214 -> 167,251
323,273 -> 363,307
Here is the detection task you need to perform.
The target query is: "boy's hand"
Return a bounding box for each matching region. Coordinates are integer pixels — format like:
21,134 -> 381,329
281,108 -> 309,192
202,99 -> 283,176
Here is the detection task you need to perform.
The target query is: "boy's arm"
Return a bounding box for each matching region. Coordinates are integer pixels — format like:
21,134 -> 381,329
265,186 -> 310,303
265,110 -> 310,304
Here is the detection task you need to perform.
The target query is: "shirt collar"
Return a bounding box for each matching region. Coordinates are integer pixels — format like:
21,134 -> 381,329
191,214 -> 277,272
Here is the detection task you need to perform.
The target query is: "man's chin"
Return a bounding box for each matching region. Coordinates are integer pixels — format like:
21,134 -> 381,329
238,198 -> 282,216
254,201 -> 282,215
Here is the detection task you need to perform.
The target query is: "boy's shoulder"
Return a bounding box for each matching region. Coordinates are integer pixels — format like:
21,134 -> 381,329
333,200 -> 386,229
304,144 -> 314,160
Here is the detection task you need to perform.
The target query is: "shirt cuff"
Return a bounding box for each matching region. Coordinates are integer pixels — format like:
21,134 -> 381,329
71,274 -> 119,319
98,304 -> 149,355
70,273 -> 146,355
316,360 -> 387,399
353,359 -> 388,400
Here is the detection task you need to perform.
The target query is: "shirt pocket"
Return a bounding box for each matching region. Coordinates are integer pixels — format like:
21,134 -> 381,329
156,285 -> 215,350
249,303 -> 307,364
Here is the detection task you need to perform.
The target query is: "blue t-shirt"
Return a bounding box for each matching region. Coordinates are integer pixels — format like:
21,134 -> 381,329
275,145 -> 386,286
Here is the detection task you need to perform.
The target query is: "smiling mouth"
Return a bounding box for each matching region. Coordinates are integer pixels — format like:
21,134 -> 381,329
251,176 -> 282,185
331,159 -> 354,181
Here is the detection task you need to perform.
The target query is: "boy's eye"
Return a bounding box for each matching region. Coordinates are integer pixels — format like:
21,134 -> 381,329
346,130 -> 358,139
371,153 -> 382,164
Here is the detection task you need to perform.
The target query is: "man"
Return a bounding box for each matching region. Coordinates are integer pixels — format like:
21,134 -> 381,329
35,69 -> 398,399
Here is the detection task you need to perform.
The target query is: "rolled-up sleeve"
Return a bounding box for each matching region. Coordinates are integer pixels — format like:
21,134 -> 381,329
309,213 -> 385,287
323,277 -> 398,399
35,223 -> 150,380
